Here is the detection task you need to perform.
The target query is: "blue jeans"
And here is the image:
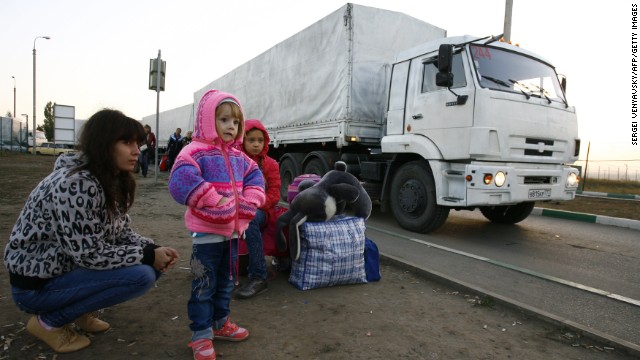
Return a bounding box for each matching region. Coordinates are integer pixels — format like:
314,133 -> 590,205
11,265 -> 157,327
138,151 -> 149,177
188,240 -> 237,340
244,209 -> 267,280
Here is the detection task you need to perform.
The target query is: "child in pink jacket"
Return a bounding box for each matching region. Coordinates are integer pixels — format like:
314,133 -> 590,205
168,89 -> 265,360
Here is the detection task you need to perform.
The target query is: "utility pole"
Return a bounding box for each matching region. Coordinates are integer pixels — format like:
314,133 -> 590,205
503,0 -> 513,42
149,50 -> 166,185
581,141 -> 590,191
12,76 -> 16,118
33,35 -> 51,155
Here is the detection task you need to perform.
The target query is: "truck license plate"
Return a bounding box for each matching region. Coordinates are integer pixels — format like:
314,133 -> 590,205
528,189 -> 551,199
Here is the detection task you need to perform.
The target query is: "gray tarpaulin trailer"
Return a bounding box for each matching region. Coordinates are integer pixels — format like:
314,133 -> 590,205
193,3 -> 446,148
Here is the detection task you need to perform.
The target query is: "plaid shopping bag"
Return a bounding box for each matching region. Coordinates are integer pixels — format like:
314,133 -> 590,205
289,215 -> 367,290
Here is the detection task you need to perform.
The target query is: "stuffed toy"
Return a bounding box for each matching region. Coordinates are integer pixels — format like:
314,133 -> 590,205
277,161 -> 372,260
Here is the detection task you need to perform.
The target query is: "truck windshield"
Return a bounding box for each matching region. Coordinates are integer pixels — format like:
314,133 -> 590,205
470,45 -> 566,104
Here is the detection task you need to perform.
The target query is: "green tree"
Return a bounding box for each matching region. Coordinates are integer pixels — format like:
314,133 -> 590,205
43,101 -> 54,141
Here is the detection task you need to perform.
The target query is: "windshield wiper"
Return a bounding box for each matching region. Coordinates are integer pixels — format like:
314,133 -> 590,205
535,85 -> 568,108
531,83 -> 568,108
508,79 -> 531,100
525,83 -> 553,104
482,75 -> 531,101
537,88 -> 552,104
481,75 -> 511,88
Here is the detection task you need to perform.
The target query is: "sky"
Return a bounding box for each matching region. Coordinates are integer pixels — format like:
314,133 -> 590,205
1,0 -> 638,177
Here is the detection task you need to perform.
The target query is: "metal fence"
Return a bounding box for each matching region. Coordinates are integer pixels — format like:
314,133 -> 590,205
0,117 -> 29,153
575,160 -> 640,182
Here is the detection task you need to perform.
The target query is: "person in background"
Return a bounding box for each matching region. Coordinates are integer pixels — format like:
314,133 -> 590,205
168,90 -> 265,360
181,130 -> 193,151
167,127 -> 182,171
234,119 -> 281,299
146,125 -> 157,165
3,109 -> 179,354
138,125 -> 156,177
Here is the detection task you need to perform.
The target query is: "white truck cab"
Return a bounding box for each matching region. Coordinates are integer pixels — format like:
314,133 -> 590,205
380,35 -> 580,232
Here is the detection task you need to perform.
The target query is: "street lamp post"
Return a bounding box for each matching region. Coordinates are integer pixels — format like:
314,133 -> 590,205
11,76 -> 16,118
33,35 -> 50,155
22,114 -> 29,152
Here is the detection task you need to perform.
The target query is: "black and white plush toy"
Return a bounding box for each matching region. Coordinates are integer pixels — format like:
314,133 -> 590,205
277,161 -> 372,260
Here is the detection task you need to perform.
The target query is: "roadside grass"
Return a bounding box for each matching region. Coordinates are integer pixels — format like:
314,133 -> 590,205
580,178 -> 640,195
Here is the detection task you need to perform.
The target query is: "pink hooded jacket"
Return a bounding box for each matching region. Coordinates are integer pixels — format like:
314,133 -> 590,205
168,90 -> 266,237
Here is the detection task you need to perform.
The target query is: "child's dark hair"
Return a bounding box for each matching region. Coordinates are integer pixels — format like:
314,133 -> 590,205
77,109 -> 146,216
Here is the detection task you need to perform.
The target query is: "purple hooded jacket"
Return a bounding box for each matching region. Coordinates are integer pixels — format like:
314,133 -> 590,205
168,90 -> 266,237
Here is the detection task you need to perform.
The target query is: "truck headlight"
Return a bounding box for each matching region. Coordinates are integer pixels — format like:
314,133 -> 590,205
494,171 -> 506,187
483,174 -> 493,185
566,173 -> 579,187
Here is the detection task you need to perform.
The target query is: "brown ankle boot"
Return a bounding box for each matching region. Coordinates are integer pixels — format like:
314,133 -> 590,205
26,316 -> 91,353
74,312 -> 111,333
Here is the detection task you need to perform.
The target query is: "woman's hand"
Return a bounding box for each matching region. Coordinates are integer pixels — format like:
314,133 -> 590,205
153,247 -> 179,272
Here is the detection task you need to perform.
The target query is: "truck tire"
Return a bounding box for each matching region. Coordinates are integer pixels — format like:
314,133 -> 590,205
303,157 -> 329,176
279,158 -> 297,201
390,161 -> 449,233
479,202 -> 535,224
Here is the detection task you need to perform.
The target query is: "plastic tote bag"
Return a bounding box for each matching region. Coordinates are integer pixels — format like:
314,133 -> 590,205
289,215 -> 367,290
364,237 -> 381,282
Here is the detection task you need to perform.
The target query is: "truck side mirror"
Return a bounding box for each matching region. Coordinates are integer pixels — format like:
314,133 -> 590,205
436,72 -> 453,87
435,44 -> 454,87
437,44 -> 453,73
558,74 -> 567,93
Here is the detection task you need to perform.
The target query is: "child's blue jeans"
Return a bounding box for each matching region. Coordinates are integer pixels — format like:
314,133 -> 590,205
11,265 -> 158,327
188,240 -> 237,340
243,209 -> 267,280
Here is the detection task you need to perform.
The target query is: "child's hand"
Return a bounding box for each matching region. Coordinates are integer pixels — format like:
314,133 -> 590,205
217,197 -> 231,206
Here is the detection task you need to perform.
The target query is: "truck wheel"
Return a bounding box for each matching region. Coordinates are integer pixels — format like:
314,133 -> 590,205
279,158 -> 297,201
479,202 -> 535,224
303,158 -> 329,176
390,161 -> 449,233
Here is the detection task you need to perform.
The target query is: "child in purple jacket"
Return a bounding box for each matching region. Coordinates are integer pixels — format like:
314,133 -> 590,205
168,89 -> 265,360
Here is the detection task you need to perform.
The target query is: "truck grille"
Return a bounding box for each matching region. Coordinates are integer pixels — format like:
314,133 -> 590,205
508,135 -> 572,163
524,176 -> 552,184
524,138 -> 554,157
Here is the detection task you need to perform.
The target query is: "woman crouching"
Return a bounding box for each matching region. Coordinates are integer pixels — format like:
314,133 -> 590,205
3,109 -> 179,353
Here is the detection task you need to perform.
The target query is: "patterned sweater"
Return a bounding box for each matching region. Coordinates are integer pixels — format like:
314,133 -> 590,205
168,89 -> 266,237
4,153 -> 158,290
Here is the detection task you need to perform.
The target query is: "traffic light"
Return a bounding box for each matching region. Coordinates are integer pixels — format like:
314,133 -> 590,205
149,58 -> 166,91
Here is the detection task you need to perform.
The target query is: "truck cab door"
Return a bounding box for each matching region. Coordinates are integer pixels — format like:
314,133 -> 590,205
386,61 -> 410,136
405,51 -> 474,135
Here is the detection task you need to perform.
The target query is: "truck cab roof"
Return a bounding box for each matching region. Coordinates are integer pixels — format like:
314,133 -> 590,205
394,35 -> 553,67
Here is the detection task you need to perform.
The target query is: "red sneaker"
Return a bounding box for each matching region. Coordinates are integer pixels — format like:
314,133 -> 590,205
213,319 -> 249,342
188,338 -> 216,360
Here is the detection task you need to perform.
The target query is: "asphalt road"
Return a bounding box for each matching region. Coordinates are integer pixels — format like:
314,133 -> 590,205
365,208 -> 640,354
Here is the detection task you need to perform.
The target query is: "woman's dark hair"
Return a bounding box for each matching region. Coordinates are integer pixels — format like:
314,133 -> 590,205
77,109 -> 146,216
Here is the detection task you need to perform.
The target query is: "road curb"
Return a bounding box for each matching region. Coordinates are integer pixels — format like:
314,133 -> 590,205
379,253 -> 640,358
532,207 -> 640,231
577,190 -> 640,200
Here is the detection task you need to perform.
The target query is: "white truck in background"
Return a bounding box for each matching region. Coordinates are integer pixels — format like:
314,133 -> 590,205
190,3 -> 580,233
28,130 -> 47,147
